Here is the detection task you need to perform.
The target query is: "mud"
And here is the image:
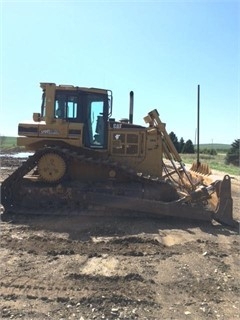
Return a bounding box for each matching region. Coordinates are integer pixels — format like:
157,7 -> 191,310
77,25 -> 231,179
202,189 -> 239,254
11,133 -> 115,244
0,155 -> 239,319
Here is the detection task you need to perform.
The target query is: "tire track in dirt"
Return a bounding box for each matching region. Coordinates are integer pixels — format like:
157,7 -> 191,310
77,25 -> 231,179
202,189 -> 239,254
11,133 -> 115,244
1,218 -> 239,319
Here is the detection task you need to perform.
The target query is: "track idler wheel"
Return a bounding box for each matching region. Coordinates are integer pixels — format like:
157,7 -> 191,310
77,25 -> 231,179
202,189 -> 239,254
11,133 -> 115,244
38,152 -> 67,183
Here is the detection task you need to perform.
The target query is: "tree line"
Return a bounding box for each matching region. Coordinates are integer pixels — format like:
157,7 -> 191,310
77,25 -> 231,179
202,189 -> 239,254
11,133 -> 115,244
169,132 -> 195,153
225,139 -> 239,166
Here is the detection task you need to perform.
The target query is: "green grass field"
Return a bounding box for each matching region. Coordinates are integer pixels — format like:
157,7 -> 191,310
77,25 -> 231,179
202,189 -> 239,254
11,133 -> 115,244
0,136 -> 17,148
181,153 -> 239,176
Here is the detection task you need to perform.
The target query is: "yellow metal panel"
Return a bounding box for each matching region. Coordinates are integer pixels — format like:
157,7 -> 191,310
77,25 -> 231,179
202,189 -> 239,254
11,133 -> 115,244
17,136 -> 82,150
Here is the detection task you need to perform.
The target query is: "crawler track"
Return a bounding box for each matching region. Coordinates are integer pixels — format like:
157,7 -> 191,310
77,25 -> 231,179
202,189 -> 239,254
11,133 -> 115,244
1,147 -> 180,215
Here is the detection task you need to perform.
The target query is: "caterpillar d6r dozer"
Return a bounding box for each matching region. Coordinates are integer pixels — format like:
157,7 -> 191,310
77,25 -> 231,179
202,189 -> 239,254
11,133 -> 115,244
0,83 -> 237,227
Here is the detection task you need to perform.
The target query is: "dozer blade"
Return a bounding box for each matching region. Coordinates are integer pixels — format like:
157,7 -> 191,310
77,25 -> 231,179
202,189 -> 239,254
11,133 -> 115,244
188,161 -> 237,227
212,175 -> 238,228
87,175 -> 237,227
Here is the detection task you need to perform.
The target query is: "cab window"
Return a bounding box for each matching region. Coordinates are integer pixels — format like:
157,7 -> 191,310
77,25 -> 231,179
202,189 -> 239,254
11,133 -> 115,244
55,93 -> 78,121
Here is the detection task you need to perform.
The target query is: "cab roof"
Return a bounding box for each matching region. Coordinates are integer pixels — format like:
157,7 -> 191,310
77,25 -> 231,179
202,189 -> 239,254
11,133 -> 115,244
40,82 -> 110,94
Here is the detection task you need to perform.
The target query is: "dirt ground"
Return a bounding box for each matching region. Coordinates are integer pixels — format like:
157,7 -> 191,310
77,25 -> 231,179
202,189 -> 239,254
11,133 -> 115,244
0,155 -> 239,320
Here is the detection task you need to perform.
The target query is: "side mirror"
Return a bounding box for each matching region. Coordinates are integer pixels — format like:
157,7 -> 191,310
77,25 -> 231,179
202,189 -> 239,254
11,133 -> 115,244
33,112 -> 41,122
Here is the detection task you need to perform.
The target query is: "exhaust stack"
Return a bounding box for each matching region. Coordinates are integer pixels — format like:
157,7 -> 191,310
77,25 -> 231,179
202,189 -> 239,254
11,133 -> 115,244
129,91 -> 134,124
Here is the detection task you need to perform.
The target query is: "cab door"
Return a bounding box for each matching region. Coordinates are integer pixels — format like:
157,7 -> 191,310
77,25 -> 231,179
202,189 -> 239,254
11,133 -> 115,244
84,94 -> 108,149
54,91 -> 84,146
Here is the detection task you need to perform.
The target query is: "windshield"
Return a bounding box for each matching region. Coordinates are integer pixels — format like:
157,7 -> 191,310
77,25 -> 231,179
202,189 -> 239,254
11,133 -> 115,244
41,91 -> 46,117
108,90 -> 113,117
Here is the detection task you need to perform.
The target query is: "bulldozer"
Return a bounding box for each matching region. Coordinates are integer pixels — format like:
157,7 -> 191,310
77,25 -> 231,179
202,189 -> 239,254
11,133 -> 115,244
0,83 -> 237,227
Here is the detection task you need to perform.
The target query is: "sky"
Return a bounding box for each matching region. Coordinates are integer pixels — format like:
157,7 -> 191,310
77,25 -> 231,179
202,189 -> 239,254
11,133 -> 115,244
0,0 -> 239,144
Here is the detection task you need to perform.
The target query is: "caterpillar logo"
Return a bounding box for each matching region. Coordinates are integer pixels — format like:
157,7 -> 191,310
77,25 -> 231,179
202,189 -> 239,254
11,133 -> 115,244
113,123 -> 122,129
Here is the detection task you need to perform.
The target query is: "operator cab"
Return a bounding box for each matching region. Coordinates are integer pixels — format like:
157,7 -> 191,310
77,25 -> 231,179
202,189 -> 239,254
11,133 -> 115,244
40,83 -> 112,149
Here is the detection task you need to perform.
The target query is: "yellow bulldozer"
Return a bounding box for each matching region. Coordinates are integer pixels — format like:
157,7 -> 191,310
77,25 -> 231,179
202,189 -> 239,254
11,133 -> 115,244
0,83 -> 237,227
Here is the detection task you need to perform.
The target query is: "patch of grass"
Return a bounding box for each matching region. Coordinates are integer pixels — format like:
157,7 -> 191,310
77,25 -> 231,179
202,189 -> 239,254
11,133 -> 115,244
181,153 -> 240,176
0,136 -> 17,148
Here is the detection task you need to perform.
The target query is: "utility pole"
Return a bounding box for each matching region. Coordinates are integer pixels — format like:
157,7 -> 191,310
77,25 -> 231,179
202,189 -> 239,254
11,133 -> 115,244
197,84 -> 200,168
